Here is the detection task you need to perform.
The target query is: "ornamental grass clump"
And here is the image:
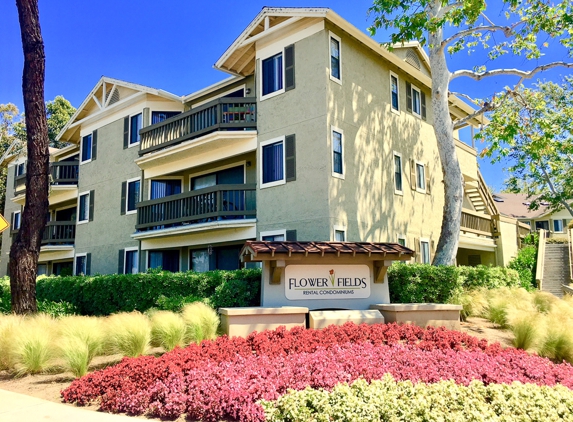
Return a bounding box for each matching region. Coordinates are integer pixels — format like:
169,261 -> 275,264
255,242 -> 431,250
508,312 -> 539,351
0,314 -> 22,371
59,316 -> 104,377
12,314 -> 57,376
533,290 -> 559,313
182,302 -> 220,343
150,310 -> 187,351
105,312 -> 151,357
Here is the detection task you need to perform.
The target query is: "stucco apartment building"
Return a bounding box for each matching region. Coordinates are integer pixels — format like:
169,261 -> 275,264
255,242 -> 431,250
0,7 -> 529,277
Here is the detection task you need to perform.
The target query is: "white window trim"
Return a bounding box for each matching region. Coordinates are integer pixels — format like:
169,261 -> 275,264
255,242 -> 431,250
147,176 -> 184,200
128,112 -> 143,148
393,151 -> 403,195
390,72 -> 400,115
333,225 -> 347,242
420,238 -> 431,264
13,210 -> 21,230
260,136 -> 286,189
259,50 -> 286,101
77,190 -> 90,225
74,253 -> 87,276
329,31 -> 342,85
80,133 -> 93,165
192,85 -> 246,109
125,177 -> 141,215
415,161 -> 426,194
124,247 -> 139,274
553,219 -> 565,233
411,84 -> 422,118
260,229 -> 287,241
397,234 -> 407,247
331,126 -> 345,179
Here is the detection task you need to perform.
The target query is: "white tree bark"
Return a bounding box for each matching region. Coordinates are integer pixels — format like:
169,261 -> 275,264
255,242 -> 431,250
428,0 -> 463,265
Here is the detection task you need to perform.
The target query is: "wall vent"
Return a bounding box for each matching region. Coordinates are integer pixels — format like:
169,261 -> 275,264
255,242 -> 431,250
405,50 -> 421,70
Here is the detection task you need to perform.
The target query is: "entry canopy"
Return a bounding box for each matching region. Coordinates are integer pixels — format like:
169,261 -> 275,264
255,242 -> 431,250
240,241 -> 414,262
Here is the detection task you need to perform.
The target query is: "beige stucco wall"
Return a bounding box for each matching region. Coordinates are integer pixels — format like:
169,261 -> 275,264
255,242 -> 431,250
0,162 -> 23,276
495,217 -> 521,265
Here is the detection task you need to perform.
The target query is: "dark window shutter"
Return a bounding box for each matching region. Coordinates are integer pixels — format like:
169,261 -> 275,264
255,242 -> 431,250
89,190 -> 95,221
286,229 -> 297,241
285,134 -> 296,182
285,44 -> 295,91
120,181 -> 127,215
123,117 -> 129,149
421,91 -> 427,120
118,249 -> 125,274
86,253 -> 91,276
92,130 -> 98,161
414,238 -> 420,263
425,163 -> 431,194
406,82 -> 412,113
10,212 -> 15,230
410,159 -> 416,190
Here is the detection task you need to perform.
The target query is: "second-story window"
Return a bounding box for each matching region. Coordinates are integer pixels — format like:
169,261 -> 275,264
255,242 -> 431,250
126,179 -> 140,214
394,153 -> 403,193
420,240 -> 431,264
13,211 -> 21,230
412,86 -> 421,116
332,128 -> 344,177
330,34 -> 341,82
81,134 -> 92,163
78,191 -> 93,223
416,163 -> 426,192
16,162 -> 25,176
390,73 -> 399,111
262,53 -> 283,96
261,138 -> 284,187
130,113 -> 142,146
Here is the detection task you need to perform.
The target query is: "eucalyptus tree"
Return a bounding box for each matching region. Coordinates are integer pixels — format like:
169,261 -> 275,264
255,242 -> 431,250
368,0 -> 573,264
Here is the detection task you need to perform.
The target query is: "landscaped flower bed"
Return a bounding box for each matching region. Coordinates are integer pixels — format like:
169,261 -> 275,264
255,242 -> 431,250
61,323 -> 573,421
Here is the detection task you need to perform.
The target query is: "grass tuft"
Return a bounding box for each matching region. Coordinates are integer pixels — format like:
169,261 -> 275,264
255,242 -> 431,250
0,314 -> 23,371
59,316 -> 104,377
508,313 -> 539,351
182,302 -> 220,343
538,326 -> 573,364
150,311 -> 187,351
532,291 -> 558,314
105,312 -> 151,357
12,314 -> 57,376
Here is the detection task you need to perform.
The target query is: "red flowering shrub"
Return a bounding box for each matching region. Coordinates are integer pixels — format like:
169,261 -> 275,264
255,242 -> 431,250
61,323 -> 573,421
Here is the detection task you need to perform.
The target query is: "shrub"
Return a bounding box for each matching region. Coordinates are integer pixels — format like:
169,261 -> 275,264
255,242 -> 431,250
182,303 -> 220,343
507,245 -> 538,289
261,376 -> 573,422
105,312 -> 151,357
459,265 -> 521,290
154,294 -> 201,312
150,311 -> 187,351
12,314 -> 57,375
37,299 -> 77,317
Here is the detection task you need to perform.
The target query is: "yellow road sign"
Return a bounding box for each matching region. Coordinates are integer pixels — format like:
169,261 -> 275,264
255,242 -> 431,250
0,214 -> 9,234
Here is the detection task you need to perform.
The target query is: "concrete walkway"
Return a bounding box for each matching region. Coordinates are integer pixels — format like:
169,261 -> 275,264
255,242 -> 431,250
0,388 -> 137,422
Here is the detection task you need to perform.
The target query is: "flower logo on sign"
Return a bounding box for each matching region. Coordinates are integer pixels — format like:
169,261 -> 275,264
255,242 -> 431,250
329,269 -> 335,286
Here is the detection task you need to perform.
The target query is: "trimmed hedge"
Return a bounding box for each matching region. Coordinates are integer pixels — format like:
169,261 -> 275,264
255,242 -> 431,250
262,375 -> 573,422
388,264 -> 523,303
0,269 -> 261,316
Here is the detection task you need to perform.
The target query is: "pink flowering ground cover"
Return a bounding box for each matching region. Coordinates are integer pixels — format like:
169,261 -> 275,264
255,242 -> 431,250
61,323 -> 573,421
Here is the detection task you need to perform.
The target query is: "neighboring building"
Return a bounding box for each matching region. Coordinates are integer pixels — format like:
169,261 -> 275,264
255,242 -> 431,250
0,7 -> 529,276
493,193 -> 572,238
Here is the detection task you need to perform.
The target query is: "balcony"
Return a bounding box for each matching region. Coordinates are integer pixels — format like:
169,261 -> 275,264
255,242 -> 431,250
136,184 -> 256,232
460,209 -> 493,237
139,97 -> 257,156
12,221 -> 75,246
14,162 -> 79,201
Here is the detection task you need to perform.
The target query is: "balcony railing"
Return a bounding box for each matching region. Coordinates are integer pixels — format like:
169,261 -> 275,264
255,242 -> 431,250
51,162 -> 79,185
136,184 -> 256,231
12,221 -> 76,245
139,97 -> 257,156
460,209 -> 493,237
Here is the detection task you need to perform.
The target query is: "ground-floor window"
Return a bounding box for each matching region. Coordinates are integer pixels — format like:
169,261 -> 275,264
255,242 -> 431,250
420,240 -> 430,264
53,261 -> 73,276
148,250 -> 180,272
190,245 -> 242,272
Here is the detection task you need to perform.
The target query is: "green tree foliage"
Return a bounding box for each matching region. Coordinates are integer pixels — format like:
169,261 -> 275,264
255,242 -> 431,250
368,0 -> 573,265
480,78 -> 573,216
0,104 -> 22,214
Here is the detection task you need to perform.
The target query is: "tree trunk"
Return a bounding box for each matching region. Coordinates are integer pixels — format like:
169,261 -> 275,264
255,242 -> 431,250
428,0 -> 463,266
10,0 -> 49,314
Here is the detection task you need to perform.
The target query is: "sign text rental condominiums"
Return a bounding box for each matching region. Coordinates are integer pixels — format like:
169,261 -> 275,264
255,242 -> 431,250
285,265 -> 371,300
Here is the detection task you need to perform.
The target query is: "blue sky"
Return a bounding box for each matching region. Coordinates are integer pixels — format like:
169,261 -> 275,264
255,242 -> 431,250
1,0 -> 571,191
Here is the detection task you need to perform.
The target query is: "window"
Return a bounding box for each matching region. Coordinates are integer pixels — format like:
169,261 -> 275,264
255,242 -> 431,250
261,230 -> 286,242
148,250 -> 180,272
37,264 -> 48,276
151,111 -> 180,125
412,86 -> 421,116
332,128 -> 344,177
126,179 -> 140,214
129,113 -> 142,146
78,192 -> 90,223
191,249 -> 210,272
330,33 -> 341,82
150,179 -> 182,199
75,254 -> 87,276
124,249 -> 138,274
334,230 -> 345,242
16,162 -> 25,176
13,211 -> 21,230
262,52 -> 283,96
261,137 -> 285,187
390,73 -> 399,112
554,219 -> 564,232
81,134 -> 92,162
416,163 -> 426,192
420,240 -> 430,264
394,153 -> 403,193
535,220 -> 549,231
397,236 -> 406,247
